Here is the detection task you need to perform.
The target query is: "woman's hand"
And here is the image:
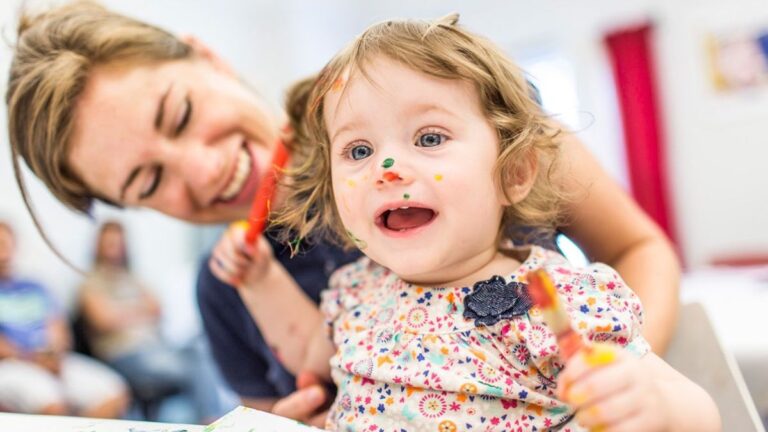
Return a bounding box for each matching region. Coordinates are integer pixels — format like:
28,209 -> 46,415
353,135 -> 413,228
209,221 -> 274,290
271,371 -> 330,428
558,344 -> 669,431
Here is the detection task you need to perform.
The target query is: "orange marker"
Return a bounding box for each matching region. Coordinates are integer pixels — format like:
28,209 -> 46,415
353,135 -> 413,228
527,269 -> 617,366
245,139 -> 290,246
527,269 -> 585,361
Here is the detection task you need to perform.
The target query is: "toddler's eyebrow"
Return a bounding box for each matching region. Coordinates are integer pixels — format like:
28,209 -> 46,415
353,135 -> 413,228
330,120 -> 365,143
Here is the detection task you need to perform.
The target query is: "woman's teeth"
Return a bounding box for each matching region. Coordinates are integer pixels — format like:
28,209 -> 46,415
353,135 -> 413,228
220,147 -> 252,201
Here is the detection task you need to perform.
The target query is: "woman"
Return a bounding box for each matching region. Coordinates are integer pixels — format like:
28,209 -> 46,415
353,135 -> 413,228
6,1 -> 680,425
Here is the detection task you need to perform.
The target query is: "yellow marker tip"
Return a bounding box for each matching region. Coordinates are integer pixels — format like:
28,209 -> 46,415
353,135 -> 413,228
583,343 -> 617,367
232,220 -> 250,231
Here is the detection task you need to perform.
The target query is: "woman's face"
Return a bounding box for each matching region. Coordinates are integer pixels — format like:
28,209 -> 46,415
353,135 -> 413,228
69,56 -> 281,223
97,227 -> 126,266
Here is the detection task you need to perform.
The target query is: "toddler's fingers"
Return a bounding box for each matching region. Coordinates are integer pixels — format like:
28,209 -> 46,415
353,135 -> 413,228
562,360 -> 634,410
228,221 -> 256,257
574,383 -> 643,429
558,343 -> 623,399
214,239 -> 253,270
209,256 -> 240,287
585,409 -> 661,432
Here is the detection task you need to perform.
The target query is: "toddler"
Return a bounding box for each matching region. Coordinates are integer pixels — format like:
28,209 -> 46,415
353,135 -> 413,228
228,14 -> 720,432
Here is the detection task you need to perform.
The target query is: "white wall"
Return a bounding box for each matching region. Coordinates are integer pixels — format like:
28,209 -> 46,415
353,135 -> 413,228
1,0 -> 767,328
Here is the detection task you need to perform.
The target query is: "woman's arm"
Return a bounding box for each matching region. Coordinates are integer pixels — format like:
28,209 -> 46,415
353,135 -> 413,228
557,131 -> 681,354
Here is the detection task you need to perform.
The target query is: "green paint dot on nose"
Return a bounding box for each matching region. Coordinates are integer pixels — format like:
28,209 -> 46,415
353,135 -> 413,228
403,193 -> 410,200
382,158 -> 395,168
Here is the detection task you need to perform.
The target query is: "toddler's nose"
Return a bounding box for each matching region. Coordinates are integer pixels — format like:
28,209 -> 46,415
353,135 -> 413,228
375,170 -> 413,188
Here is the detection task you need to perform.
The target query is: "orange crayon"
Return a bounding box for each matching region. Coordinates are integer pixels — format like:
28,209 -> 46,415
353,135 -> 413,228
245,138 -> 290,246
526,268 -> 585,361
527,269 -> 617,366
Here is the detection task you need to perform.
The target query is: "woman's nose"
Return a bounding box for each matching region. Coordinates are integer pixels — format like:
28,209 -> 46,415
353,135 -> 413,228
172,141 -> 226,200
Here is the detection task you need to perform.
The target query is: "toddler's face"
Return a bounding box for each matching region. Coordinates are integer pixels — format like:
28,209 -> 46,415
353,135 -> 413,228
324,56 -> 506,286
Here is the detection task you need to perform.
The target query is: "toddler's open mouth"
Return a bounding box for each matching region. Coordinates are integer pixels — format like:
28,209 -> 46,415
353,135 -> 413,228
376,206 -> 437,232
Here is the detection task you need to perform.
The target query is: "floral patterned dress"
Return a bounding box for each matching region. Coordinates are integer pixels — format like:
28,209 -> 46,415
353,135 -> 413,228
321,246 -> 649,432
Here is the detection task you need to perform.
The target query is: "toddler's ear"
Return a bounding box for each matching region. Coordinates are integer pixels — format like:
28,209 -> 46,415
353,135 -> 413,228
501,149 -> 538,205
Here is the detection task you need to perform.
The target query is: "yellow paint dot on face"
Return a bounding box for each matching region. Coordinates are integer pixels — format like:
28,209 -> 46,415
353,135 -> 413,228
346,179 -> 356,187
434,174 -> 443,181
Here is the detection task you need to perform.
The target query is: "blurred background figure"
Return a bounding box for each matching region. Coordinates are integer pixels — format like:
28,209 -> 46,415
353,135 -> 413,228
77,221 -> 227,423
0,221 -> 129,418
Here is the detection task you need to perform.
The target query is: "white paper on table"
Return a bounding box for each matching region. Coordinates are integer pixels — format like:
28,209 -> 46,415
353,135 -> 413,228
203,406 -> 323,432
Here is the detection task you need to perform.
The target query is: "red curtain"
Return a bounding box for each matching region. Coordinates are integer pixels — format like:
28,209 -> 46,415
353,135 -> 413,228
604,23 -> 679,247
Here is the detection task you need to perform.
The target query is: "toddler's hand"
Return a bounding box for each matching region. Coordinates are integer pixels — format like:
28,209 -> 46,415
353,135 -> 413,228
209,221 -> 274,289
558,343 -> 670,432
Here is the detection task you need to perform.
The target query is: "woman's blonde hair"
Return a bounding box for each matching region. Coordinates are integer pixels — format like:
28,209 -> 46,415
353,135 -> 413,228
278,14 -> 567,251
6,0 -> 191,264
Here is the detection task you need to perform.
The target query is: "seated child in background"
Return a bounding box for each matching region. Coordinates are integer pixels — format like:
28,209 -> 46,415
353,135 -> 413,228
223,14 -> 720,431
0,221 -> 129,418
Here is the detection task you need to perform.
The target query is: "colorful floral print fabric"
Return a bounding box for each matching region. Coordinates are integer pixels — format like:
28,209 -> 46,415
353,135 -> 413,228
321,246 -> 649,431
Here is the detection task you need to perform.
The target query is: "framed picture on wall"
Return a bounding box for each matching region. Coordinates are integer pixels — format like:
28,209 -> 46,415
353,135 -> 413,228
707,28 -> 768,91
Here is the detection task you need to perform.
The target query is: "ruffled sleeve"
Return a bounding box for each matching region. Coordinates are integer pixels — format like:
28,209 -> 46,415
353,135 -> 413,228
532,263 -> 650,357
553,262 -> 650,358
496,255 -> 650,390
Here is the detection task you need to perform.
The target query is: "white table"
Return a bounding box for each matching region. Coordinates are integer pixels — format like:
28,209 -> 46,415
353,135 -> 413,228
0,413 -> 203,432
0,406 -> 322,432
681,265 -> 768,359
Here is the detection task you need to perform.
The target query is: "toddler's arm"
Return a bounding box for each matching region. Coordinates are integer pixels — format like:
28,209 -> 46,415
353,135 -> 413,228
558,345 -> 720,431
209,222 -> 325,375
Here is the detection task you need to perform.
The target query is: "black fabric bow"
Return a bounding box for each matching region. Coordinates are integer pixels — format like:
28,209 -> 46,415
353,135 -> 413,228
463,275 -> 532,326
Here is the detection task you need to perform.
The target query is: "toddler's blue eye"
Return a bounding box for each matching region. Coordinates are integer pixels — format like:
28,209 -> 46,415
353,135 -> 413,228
417,133 -> 445,148
350,144 -> 373,160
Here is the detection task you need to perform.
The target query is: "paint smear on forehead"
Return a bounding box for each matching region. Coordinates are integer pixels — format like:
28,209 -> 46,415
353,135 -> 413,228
331,67 -> 351,92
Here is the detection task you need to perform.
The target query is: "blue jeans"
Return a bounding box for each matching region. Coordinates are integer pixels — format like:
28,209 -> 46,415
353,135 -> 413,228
109,338 -> 223,421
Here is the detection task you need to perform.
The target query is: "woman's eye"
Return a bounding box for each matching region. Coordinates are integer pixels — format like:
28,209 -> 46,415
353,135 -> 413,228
139,166 -> 163,200
348,144 -> 373,160
416,132 -> 446,148
174,98 -> 192,137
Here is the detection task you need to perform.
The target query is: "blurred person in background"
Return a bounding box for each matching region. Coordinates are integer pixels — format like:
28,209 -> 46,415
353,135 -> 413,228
78,220 -> 226,423
0,221 -> 129,417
